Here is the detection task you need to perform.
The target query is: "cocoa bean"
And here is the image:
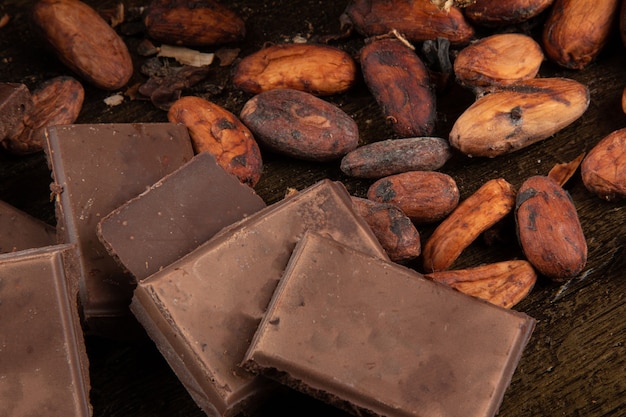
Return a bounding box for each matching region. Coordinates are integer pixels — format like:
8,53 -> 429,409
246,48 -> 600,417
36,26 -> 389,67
454,33 -> 544,88
343,0 -> 474,45
449,77 -> 589,158
515,175 -> 587,280
31,0 -> 133,90
581,129 -> 626,201
233,43 -> 357,96
239,89 -> 358,162
2,76 -> 84,155
425,260 -> 537,309
542,0 -> 620,69
367,171 -> 459,224
340,137 -> 451,178
168,96 -> 263,187
351,196 -> 421,262
422,178 -> 516,272
464,0 -> 554,26
144,0 -> 245,47
360,37 -> 436,137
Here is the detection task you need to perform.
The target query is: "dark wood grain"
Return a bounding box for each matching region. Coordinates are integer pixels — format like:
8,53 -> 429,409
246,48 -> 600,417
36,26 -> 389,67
1,1 -> 624,416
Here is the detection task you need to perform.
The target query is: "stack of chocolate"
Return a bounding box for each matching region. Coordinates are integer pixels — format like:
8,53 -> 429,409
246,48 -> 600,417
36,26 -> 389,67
0,118 -> 535,417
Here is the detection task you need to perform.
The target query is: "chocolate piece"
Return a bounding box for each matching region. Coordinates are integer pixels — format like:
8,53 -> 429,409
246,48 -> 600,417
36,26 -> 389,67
243,232 -> 536,417
44,123 -> 194,337
0,244 -> 91,417
0,82 -> 32,140
0,200 -> 56,253
131,179 -> 388,417
97,151 -> 266,280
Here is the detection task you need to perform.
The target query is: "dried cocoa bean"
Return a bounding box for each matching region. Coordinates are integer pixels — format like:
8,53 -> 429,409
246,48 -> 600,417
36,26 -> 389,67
340,137 -> 451,178
239,89 -> 359,162
360,37 -> 436,137
425,260 -> 537,309
454,33 -> 544,88
31,0 -> 133,90
464,0 -> 554,26
542,0 -> 620,69
367,171 -> 459,224
449,77 -> 589,157
168,96 -> 262,187
516,175 -> 587,280
422,178 -> 516,272
0,83 -> 32,141
581,129 -> 626,201
144,0 -> 245,46
351,196 -> 421,262
2,76 -> 84,155
233,43 -> 357,96
343,0 -> 475,45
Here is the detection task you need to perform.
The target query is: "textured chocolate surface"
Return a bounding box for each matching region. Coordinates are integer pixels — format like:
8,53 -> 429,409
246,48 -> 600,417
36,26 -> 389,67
0,200 -> 55,253
243,232 -> 536,417
0,244 -> 91,417
131,179 -> 387,417
97,151 -> 266,280
0,82 -> 32,140
44,123 -> 194,336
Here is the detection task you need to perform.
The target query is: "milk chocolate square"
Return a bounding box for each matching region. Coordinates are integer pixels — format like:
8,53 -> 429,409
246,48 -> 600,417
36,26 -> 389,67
43,123 -> 194,336
97,151 -> 266,280
0,244 -> 91,417
243,232 -> 536,417
0,200 -> 55,253
131,179 -> 388,417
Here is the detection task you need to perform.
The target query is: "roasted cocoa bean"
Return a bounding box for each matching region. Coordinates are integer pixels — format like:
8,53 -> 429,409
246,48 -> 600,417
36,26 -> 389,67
360,37 -> 436,137
581,129 -> 626,201
367,171 -> 459,224
464,0 -> 554,26
239,89 -> 359,162
168,96 -> 263,187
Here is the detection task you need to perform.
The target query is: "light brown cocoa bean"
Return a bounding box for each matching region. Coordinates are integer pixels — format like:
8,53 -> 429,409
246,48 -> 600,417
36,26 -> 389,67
425,260 -> 537,309
2,76 -> 84,155
581,129 -> 626,201
31,0 -> 133,90
464,0 -> 554,26
542,0 -> 620,69
449,77 -> 589,157
343,0 -> 475,45
516,175 -> 587,280
233,43 -> 357,96
422,178 -> 516,272
239,89 -> 358,162
367,171 -> 459,224
360,37 -> 436,137
144,0 -> 245,47
340,137 -> 451,178
454,33 -> 544,88
351,196 -> 421,262
168,96 -> 262,187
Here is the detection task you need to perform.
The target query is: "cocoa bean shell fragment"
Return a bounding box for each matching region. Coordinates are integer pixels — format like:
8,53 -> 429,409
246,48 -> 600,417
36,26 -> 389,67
360,37 -> 436,137
515,175 -> 587,280
340,137 -> 451,178
239,89 -> 359,162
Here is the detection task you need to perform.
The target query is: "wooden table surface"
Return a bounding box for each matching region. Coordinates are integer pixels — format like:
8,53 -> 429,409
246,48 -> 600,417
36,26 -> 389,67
1,1 -> 624,416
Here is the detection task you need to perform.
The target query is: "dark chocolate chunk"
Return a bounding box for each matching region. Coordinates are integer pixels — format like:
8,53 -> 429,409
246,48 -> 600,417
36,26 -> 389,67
131,179 -> 388,417
97,151 -> 266,280
243,231 -> 536,417
43,123 -> 194,337
0,82 -> 32,140
0,244 -> 91,417
0,200 -> 56,253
